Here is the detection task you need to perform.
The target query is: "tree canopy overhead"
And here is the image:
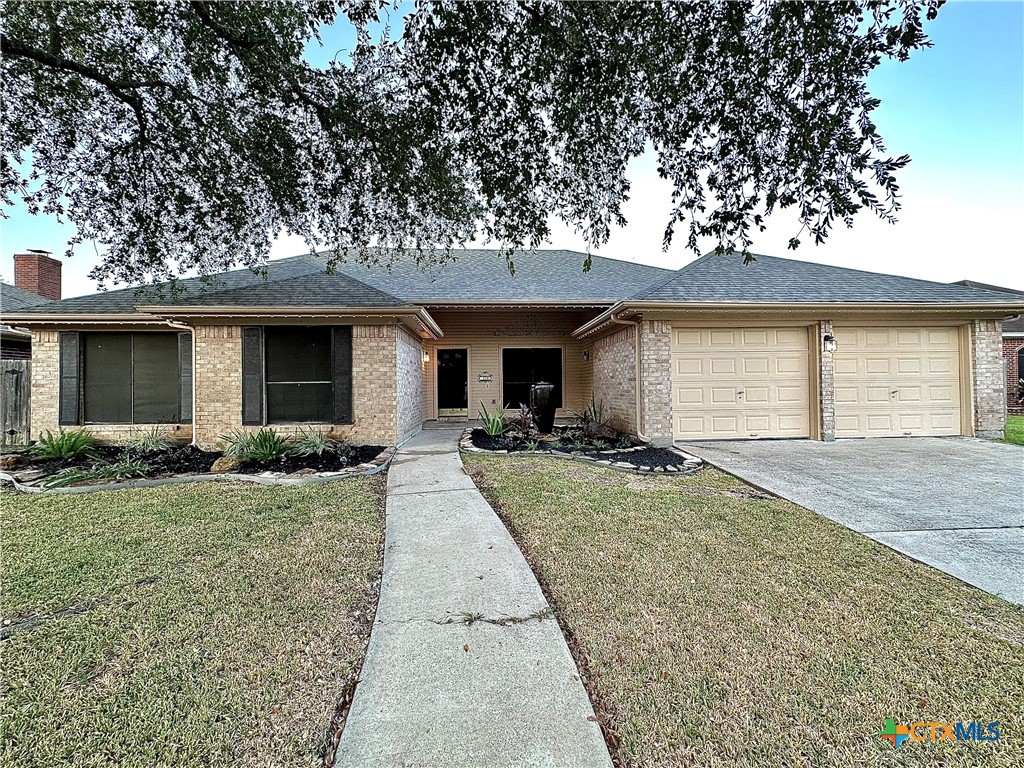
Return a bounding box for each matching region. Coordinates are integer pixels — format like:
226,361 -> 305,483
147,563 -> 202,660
2,0 -> 943,286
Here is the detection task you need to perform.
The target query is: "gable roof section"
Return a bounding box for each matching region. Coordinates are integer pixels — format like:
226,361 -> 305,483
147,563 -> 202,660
635,252 -> 1021,304
6,249 -> 672,317
1,282 -> 52,310
144,270 -> 409,309
323,249 -> 673,303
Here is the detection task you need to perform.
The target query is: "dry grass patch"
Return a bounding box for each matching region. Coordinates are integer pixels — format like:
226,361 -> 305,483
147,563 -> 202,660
466,455 -> 1024,767
1,479 -> 384,767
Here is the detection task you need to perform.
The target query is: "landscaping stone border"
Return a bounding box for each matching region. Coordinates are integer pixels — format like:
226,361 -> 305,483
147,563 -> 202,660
0,446 -> 396,495
458,430 -> 703,475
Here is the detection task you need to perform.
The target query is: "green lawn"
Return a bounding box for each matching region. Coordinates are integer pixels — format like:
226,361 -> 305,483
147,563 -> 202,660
1,479 -> 384,767
466,455 -> 1024,767
1005,415 -> 1024,446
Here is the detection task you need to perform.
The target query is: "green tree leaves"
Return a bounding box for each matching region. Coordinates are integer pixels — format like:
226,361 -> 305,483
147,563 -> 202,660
1,0 -> 943,285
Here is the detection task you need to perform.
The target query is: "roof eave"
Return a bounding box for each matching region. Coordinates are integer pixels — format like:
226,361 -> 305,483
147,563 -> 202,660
573,301 -> 1024,338
0,313 -> 165,325
138,305 -> 444,339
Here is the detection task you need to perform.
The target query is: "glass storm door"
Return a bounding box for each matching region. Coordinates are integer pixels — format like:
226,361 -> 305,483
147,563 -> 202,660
437,348 -> 468,416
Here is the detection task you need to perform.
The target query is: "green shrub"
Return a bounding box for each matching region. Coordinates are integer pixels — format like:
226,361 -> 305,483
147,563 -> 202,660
291,429 -> 345,457
30,429 -> 95,460
220,428 -> 292,462
44,459 -> 150,489
478,402 -> 507,436
125,427 -> 174,453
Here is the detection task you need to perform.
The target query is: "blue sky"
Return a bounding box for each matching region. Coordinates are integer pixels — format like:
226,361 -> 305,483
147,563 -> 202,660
2,0 -> 1022,297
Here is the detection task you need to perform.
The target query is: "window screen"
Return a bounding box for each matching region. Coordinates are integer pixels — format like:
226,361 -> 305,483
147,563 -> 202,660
83,333 -> 132,423
502,348 -> 563,409
265,326 -> 333,422
82,332 -> 180,423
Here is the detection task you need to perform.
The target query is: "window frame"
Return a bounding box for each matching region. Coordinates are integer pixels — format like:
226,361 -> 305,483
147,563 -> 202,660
262,325 -> 336,425
499,345 -> 565,410
80,331 -> 184,425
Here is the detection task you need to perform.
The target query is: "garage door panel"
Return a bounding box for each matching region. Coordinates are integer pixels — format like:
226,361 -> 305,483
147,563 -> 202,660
671,325 -> 811,440
834,325 -> 961,438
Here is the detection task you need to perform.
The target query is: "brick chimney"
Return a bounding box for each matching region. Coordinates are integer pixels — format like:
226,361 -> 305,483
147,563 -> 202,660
13,250 -> 62,301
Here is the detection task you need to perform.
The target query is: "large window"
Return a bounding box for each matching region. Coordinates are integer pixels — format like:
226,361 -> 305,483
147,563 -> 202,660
264,326 -> 333,422
83,332 -> 181,423
502,347 -> 563,409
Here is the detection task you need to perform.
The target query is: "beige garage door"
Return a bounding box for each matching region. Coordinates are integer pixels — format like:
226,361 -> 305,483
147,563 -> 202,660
833,326 -> 962,437
671,326 -> 811,440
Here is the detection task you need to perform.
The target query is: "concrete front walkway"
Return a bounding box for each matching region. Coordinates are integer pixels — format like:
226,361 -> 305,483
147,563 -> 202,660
335,428 -> 610,767
678,437 -> 1024,606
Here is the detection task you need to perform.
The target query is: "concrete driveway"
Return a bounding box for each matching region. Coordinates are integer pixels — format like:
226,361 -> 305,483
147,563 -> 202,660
676,437 -> 1024,606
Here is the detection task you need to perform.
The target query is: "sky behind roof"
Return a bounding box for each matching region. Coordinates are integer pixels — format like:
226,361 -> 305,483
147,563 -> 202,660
2,0 -> 1021,298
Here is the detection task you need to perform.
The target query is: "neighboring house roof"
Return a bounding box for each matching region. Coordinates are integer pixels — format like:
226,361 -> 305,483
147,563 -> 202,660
1,281 -> 52,310
952,280 -> 1024,334
635,253 -> 1020,304
8,249 -> 673,316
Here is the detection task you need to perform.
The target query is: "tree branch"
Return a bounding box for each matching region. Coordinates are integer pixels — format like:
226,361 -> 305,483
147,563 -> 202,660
1,34 -> 169,144
187,1 -> 259,49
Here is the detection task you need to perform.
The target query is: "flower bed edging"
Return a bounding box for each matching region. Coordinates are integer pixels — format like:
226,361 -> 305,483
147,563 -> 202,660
0,446 -> 396,495
459,430 -> 703,475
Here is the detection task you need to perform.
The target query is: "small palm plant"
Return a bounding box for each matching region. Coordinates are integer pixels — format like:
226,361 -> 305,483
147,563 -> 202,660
30,429 -> 95,459
478,402 -> 507,436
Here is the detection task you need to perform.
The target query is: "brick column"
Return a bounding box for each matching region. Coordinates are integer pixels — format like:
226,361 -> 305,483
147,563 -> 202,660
818,320 -> 836,442
640,319 -> 673,445
971,319 -> 1005,438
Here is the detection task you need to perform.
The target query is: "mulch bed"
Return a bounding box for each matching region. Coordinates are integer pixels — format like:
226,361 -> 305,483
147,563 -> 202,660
463,429 -> 702,474
240,444 -> 386,474
1,443 -> 389,491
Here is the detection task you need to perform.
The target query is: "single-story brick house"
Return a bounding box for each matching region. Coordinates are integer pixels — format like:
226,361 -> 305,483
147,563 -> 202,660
3,249 -> 1021,448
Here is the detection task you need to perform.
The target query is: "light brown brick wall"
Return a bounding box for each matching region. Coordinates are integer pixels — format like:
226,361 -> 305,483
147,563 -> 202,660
396,326 -> 424,441
29,330 -> 193,443
640,319 -> 673,445
590,325 -> 636,433
972,319 -> 1005,437
192,323 -> 401,449
1004,336 -> 1024,415
29,330 -> 59,438
818,320 -> 835,441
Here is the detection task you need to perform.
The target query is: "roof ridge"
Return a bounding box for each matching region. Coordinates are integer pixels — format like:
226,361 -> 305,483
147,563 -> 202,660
631,251 -> 717,299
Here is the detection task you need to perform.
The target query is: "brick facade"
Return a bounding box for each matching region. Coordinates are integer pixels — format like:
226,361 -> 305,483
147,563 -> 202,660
589,325 -> 636,433
970,319 -> 1005,438
818,320 -> 836,441
1004,336 -> 1024,415
193,323 -> 406,448
32,323 -> 413,449
29,329 -> 192,443
640,319 -> 673,445
395,326 -> 424,442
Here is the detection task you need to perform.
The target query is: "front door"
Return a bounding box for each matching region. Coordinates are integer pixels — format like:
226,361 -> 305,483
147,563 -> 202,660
437,348 -> 468,416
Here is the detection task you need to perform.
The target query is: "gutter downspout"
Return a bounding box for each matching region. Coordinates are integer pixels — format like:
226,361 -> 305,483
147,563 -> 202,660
162,319 -> 198,447
609,312 -> 650,444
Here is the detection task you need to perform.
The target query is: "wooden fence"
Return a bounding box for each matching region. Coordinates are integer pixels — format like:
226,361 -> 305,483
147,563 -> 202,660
1,360 -> 30,447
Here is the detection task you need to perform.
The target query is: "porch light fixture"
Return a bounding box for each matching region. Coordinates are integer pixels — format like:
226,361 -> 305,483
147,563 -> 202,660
422,351 -> 431,363
822,334 -> 837,354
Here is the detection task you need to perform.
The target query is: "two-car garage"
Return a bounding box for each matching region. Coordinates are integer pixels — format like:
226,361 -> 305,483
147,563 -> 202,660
670,323 -> 966,441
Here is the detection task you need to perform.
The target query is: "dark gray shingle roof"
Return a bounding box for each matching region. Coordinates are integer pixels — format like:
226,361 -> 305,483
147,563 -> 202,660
162,271 -> 408,308
10,249 -> 672,314
1,282 -> 52,311
636,253 -> 1023,304
324,249 -> 672,302
952,281 -> 1024,332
